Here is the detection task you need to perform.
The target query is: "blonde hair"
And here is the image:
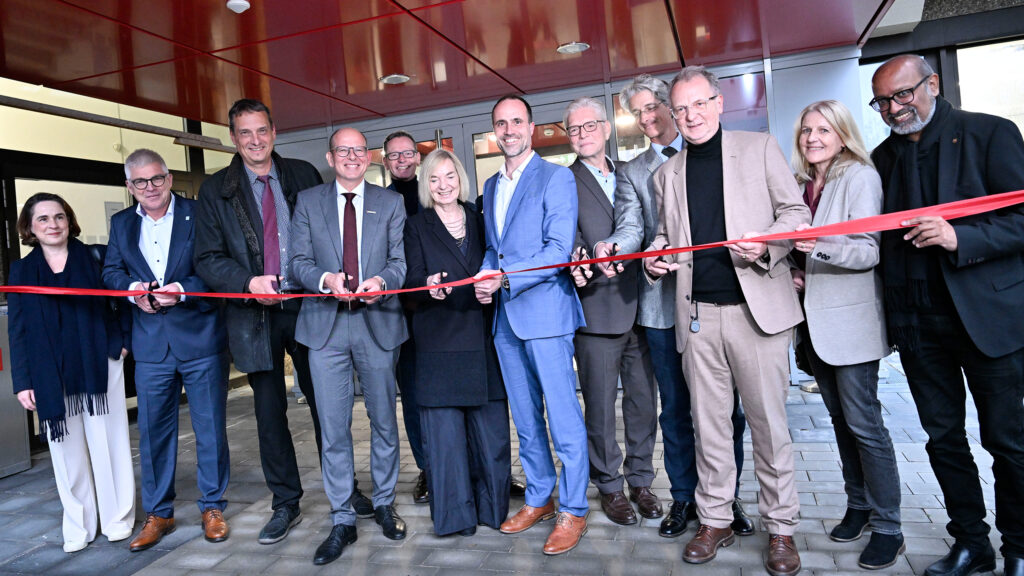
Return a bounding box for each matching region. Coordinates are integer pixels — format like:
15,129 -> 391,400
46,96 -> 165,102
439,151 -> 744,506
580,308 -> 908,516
791,100 -> 873,184
418,149 -> 470,208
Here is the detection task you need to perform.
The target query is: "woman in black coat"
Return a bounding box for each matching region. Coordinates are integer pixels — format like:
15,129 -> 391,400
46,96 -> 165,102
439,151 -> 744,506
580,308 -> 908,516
403,149 -> 511,536
7,193 -> 135,553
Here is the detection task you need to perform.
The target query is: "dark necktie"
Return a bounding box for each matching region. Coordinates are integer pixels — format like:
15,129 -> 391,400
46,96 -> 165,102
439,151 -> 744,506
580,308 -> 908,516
258,175 -> 280,276
662,145 -> 678,158
342,192 -> 359,291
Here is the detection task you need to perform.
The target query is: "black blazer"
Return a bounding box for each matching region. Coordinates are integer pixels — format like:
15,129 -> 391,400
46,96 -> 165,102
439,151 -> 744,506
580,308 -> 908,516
403,201 -> 503,407
570,158 -> 639,335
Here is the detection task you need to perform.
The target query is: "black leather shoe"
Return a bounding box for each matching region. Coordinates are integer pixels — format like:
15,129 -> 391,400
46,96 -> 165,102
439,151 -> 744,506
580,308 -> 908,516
313,524 -> 356,565
659,500 -> 698,538
457,525 -> 477,537
731,499 -> 755,536
830,507 -> 871,542
413,471 -> 430,504
258,504 -> 301,544
352,486 -> 374,519
510,476 -> 527,497
1004,556 -> 1024,576
375,505 -> 407,540
924,542 -> 996,576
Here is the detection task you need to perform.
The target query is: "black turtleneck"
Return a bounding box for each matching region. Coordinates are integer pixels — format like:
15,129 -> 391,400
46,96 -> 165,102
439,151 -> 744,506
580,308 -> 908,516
391,177 -> 420,217
686,127 -> 744,304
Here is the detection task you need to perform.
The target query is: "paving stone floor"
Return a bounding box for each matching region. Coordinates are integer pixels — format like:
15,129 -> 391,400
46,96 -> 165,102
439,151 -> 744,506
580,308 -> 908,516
0,353 -> 1005,575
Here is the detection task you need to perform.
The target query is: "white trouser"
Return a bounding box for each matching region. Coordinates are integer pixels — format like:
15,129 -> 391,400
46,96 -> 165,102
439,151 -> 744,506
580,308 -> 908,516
47,357 -> 136,545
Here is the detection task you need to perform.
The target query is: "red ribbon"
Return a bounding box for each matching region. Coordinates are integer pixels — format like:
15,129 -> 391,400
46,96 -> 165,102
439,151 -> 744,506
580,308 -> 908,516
4,188 -> 1024,300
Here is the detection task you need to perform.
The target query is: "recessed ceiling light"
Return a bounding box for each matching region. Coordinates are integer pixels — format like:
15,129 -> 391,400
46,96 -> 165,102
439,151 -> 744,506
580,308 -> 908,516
226,0 -> 250,14
379,73 -> 411,85
556,41 -> 590,55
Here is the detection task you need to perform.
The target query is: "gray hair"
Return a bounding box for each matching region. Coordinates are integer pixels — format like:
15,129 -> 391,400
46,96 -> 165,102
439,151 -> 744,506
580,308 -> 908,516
618,74 -> 670,112
563,97 -> 608,131
669,65 -> 721,96
124,148 -> 168,179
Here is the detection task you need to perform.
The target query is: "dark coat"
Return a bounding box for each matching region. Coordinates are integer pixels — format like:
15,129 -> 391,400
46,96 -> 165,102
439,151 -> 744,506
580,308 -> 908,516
569,158 -> 638,335
403,201 -> 504,407
872,104 -> 1024,357
194,153 -> 322,373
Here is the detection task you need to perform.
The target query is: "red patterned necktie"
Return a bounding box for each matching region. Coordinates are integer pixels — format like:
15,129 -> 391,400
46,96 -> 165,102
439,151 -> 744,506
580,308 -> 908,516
257,175 -> 280,276
342,192 -> 359,291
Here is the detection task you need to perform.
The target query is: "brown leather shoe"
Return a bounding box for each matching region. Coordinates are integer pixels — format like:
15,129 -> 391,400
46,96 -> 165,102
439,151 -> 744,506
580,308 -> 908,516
500,501 -> 556,534
129,514 -> 175,552
765,534 -> 801,576
683,524 -> 735,564
542,512 -> 588,555
628,486 -> 664,519
600,491 -> 637,525
202,508 -> 229,543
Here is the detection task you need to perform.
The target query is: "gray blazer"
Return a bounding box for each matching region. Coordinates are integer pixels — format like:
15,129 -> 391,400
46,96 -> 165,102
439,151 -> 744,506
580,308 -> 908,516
802,162 -> 889,366
289,181 -> 409,352
603,146 -> 676,330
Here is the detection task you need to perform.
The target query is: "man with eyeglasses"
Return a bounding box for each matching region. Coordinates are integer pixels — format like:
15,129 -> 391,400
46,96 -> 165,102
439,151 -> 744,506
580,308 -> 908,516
290,127 -> 409,566
103,148 -> 230,551
870,54 -> 1024,576
597,73 -> 752,539
561,97 -> 660,528
642,66 -> 809,575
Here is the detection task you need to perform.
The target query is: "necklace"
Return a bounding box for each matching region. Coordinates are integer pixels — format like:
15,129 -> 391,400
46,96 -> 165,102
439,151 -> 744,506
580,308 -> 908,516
438,205 -> 466,245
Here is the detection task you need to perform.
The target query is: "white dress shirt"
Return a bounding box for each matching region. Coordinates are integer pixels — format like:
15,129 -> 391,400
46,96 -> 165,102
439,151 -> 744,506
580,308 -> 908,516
129,195 -> 184,303
319,179 -> 366,292
494,151 -> 535,238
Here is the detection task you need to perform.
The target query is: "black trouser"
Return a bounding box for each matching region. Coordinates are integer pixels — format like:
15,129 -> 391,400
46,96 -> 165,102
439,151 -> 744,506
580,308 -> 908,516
247,306 -> 321,510
900,312 -> 1024,557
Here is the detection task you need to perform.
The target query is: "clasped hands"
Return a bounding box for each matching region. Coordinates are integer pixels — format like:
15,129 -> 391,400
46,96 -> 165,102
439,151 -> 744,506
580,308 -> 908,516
134,281 -> 181,314
324,272 -> 384,305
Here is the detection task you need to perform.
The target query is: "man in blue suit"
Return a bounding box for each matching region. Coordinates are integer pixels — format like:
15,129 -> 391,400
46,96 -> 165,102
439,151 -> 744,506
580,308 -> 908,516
475,94 -> 589,555
103,148 -> 230,552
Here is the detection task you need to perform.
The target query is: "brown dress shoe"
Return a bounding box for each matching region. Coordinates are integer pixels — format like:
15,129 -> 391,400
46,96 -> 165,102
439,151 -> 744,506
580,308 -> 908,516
628,486 -> 664,519
542,512 -> 588,555
202,509 -> 229,543
765,534 -> 801,576
500,501 -> 556,534
683,524 -> 735,564
129,514 -> 175,552
600,491 -> 637,525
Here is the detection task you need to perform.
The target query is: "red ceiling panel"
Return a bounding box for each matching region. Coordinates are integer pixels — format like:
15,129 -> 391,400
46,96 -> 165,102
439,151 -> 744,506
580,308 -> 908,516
604,0 -> 682,78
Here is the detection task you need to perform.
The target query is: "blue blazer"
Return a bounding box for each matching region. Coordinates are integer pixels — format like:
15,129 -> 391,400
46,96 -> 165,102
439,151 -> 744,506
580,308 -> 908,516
102,195 -> 226,363
481,154 -> 585,339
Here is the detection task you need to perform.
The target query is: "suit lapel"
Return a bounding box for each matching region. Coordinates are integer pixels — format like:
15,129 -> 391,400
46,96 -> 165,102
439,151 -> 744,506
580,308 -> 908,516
426,207 -> 473,277
165,196 -> 191,280
321,183 -> 343,264
573,159 -> 614,221
361,185 -> 382,278
126,209 -> 157,281
937,122 -> 962,204
669,150 -> 693,247
721,131 -> 739,240
645,146 -> 663,175
500,155 -> 540,243
483,176 -> 498,245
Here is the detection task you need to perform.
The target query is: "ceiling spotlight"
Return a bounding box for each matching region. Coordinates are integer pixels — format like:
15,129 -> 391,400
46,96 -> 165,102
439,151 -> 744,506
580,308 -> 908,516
556,41 -> 590,55
226,0 -> 250,14
379,73 -> 411,85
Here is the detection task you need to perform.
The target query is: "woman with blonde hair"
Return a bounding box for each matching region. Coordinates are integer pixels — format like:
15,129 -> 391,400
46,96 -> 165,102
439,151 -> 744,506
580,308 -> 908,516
790,100 -> 903,569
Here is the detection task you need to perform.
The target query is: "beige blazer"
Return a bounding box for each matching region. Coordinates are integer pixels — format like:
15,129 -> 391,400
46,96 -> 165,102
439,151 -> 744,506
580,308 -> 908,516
648,130 -> 810,353
802,163 -> 890,366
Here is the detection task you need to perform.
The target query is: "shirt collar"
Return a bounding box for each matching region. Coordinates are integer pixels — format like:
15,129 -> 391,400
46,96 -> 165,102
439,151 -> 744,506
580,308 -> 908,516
136,194 -> 175,221
243,160 -> 279,188
583,156 -> 616,178
335,179 -> 366,197
499,151 -> 535,182
650,133 -> 684,157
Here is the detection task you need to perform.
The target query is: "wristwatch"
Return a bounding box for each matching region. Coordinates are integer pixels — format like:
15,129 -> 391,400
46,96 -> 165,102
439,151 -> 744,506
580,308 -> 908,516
500,270 -> 509,290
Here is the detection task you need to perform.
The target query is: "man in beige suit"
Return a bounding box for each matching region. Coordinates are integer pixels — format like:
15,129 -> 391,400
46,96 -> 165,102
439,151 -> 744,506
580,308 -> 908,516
643,66 -> 809,576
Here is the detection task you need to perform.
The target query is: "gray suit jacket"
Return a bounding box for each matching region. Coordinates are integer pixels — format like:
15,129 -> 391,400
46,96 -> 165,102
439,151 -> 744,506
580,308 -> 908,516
289,181 -> 409,351
570,158 -> 637,335
603,146 -> 676,330
803,163 -> 889,366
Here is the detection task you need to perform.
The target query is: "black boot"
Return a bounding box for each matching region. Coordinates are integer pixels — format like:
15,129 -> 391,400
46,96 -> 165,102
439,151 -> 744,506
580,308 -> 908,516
830,507 -> 871,542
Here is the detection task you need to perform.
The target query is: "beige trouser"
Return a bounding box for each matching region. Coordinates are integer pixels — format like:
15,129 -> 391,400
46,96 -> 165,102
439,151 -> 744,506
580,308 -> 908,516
682,302 -> 799,536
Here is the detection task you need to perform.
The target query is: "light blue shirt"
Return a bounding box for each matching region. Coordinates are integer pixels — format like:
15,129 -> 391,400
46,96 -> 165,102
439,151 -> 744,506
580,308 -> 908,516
650,133 -> 684,164
582,156 -> 617,207
494,151 -> 535,238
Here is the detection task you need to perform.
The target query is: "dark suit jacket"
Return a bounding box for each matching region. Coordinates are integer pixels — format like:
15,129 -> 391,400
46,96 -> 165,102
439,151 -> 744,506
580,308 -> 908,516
570,158 -> 638,335
102,195 -> 226,363
403,202 -> 503,407
194,153 -> 322,373
872,105 -> 1024,357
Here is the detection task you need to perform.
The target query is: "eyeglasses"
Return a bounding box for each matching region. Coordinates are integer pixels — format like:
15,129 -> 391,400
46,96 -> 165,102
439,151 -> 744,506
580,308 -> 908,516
331,146 -> 368,158
566,120 -> 605,137
869,76 -> 930,112
129,174 -> 168,190
630,102 -> 663,120
385,149 -> 417,161
670,95 -> 718,119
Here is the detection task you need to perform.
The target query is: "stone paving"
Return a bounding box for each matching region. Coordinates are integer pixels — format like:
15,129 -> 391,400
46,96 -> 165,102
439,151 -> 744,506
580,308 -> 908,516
0,353 -> 1005,575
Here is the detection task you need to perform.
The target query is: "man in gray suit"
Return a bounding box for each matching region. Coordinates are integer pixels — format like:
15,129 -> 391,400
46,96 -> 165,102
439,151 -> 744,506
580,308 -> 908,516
289,127 -> 409,566
597,74 -> 752,538
564,97 -> 660,527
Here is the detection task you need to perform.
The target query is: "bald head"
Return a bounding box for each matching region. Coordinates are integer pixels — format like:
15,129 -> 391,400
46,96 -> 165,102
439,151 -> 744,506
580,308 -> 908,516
326,127 -> 370,189
870,54 -> 939,140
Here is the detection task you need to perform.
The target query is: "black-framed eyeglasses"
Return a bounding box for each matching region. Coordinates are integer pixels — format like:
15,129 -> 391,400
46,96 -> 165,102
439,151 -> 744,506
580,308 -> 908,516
670,95 -> 718,119
566,120 -> 605,137
385,149 -> 417,161
129,174 -> 168,190
331,146 -> 368,158
869,76 -> 930,112
630,102 -> 662,120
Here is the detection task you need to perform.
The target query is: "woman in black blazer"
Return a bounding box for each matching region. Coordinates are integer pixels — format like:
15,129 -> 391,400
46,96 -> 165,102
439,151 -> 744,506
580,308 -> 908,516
403,149 -> 510,536
7,193 -> 135,553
